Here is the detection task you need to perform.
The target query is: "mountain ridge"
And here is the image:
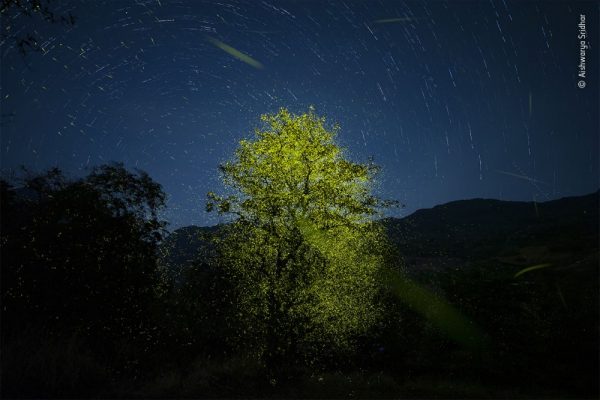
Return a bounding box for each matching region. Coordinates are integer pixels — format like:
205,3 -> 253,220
160,190 -> 599,278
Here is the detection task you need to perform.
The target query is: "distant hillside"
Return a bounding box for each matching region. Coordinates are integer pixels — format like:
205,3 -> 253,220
384,191 -> 599,280
160,191 -> 599,279
384,191 -> 599,258
159,225 -> 221,284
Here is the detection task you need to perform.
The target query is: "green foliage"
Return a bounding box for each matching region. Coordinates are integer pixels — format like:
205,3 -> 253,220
207,107 -> 393,371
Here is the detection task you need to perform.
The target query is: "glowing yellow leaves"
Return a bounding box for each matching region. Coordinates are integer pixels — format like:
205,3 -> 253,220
207,107 -> 390,360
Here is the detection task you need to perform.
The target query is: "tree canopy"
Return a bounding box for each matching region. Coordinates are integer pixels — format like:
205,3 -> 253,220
208,106 -> 392,228
207,107 -> 394,375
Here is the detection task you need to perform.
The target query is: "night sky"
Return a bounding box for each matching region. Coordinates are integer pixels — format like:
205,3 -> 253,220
1,0 -> 598,229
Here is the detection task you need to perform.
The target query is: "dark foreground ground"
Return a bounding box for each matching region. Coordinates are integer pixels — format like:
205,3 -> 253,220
2,190 -> 598,398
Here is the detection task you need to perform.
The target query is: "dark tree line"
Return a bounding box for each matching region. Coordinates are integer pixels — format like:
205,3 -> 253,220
0,163 -> 250,397
1,164 -> 169,396
0,160 -> 597,398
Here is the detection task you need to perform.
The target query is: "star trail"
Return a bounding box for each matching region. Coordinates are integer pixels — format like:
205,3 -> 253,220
1,0 -> 598,229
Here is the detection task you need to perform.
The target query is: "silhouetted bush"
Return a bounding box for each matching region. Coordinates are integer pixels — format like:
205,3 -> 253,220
1,163 -> 167,397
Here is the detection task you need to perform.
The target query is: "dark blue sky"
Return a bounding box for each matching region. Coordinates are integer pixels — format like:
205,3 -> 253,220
1,1 -> 598,229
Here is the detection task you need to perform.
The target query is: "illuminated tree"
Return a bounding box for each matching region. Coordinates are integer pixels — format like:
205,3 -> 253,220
207,107 -> 394,376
